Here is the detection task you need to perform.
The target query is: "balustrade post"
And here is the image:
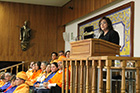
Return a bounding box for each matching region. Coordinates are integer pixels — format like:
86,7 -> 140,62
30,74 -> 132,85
80,60 -> 83,93
11,67 -> 13,73
98,60 -> 104,93
5,69 -> 7,72
92,60 -> 97,93
16,65 -> 19,74
70,60 -> 73,93
62,60 -> 65,93
75,60 -> 78,93
22,64 -> 24,71
106,60 -> 112,93
86,60 -> 89,93
121,61 -> 126,93
66,60 -> 69,93
136,60 -> 140,93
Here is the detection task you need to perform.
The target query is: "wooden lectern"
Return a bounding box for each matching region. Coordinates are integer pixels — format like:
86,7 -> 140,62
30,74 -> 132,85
70,38 -> 121,58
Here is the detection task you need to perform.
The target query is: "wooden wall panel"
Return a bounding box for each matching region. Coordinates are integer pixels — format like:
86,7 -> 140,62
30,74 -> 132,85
0,2 -> 64,61
62,0 -> 117,25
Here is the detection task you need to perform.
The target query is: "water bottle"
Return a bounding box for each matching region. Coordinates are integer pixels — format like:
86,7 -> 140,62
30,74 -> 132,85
114,55 -> 121,67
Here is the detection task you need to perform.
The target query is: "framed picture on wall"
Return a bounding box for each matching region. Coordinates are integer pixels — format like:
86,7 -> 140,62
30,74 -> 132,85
78,2 -> 134,57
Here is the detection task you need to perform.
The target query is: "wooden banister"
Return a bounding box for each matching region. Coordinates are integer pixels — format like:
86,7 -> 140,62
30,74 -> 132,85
62,56 -> 140,93
0,61 -> 30,74
0,62 -> 24,72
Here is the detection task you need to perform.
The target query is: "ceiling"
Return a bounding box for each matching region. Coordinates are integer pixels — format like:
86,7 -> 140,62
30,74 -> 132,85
0,0 -> 71,7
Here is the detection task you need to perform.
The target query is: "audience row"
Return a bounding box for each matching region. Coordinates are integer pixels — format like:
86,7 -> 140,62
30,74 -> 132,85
0,50 -> 70,93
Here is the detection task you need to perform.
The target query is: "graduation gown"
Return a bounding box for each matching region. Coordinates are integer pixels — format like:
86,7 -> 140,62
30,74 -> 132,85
13,83 -> 29,93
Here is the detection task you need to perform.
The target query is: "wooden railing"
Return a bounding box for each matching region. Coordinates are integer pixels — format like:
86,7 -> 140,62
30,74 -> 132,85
62,56 -> 140,93
0,61 -> 29,74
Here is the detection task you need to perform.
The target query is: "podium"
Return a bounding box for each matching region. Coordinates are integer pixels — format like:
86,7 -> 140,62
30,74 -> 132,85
70,38 -> 121,58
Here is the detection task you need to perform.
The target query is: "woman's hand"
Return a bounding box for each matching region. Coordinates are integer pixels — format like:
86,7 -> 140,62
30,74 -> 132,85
43,82 -> 49,88
34,83 -> 40,87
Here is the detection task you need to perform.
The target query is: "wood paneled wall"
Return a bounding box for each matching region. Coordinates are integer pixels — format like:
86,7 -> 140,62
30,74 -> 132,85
0,0 -> 118,62
62,0 -> 116,25
0,2 -> 64,61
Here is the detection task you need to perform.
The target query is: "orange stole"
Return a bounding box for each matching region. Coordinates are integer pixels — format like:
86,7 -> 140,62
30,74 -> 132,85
50,59 -> 58,64
36,70 -> 46,82
27,69 -> 42,86
28,69 -> 42,80
13,83 -> 29,93
0,80 -> 5,87
48,68 -> 70,88
58,55 -> 66,61
26,69 -> 33,78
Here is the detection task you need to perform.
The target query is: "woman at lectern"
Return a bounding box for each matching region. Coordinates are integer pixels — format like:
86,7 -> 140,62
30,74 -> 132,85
99,17 -> 120,45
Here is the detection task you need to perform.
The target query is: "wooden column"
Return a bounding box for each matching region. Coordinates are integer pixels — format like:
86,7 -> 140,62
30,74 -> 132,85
22,64 -> 24,71
121,61 -> 126,93
92,60 -> 97,93
16,65 -> 19,74
66,60 -> 69,93
11,67 -> 13,73
62,60 -> 65,93
136,60 -> 140,93
86,60 -> 89,93
75,60 -> 78,93
80,60 -> 83,93
98,60 -> 104,93
70,60 -> 73,93
106,60 -> 112,93
5,69 -> 7,72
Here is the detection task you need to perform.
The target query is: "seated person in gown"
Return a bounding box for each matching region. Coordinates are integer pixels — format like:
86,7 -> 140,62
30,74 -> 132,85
0,72 -> 6,87
36,61 -> 70,93
0,73 -> 12,92
34,62 -> 59,88
36,63 -> 51,82
26,61 -> 42,86
65,50 -> 70,58
13,71 -> 29,93
58,50 -> 65,57
4,75 -> 17,93
50,52 -> 58,63
26,61 -> 34,78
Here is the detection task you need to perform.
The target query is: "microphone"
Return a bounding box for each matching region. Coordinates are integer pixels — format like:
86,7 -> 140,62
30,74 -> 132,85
75,34 -> 84,41
75,35 -> 81,41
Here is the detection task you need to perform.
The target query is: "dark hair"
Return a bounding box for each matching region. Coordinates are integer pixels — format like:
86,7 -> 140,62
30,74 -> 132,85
51,52 -> 58,57
41,61 -> 47,66
51,62 -> 58,68
46,62 -> 51,66
1,73 -> 5,79
65,50 -> 70,56
10,75 -> 16,82
99,16 -> 114,31
59,50 -> 64,54
36,61 -> 41,69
